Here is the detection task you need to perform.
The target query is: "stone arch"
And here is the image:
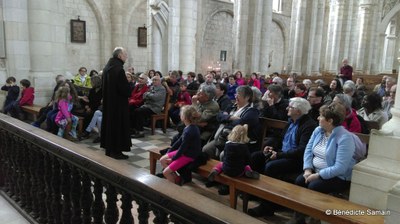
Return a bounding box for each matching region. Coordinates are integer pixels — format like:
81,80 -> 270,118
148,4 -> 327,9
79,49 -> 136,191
271,17 -> 288,73
199,9 -> 234,74
150,1 -> 169,38
379,3 -> 400,33
85,0 -> 108,65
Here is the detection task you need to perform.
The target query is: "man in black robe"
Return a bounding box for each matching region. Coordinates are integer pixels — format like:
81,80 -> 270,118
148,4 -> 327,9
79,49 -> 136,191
100,47 -> 132,159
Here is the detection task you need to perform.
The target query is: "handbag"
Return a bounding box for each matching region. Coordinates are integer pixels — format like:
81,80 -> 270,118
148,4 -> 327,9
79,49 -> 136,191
214,127 -> 232,148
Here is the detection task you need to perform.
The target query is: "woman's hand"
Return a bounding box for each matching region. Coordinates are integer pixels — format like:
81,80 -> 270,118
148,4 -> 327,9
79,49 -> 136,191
305,173 -> 319,184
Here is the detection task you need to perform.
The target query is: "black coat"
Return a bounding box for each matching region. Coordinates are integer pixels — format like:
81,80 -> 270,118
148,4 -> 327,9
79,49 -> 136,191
100,57 -> 132,155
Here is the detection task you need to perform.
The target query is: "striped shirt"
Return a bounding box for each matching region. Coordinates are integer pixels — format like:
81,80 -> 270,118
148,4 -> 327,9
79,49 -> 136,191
312,134 -> 328,172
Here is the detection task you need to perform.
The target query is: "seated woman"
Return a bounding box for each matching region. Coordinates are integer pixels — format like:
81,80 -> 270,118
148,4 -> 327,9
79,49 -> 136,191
288,103 -> 356,224
357,93 -> 388,129
332,94 -> 361,133
202,85 -> 260,160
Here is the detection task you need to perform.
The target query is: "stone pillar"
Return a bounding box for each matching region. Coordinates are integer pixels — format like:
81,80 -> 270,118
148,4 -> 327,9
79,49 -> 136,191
325,0 -> 345,73
167,0 -> 180,70
152,24 -> 162,72
355,0 -> 374,73
382,35 -> 398,73
349,65 -> 400,223
110,1 -> 125,49
179,0 -> 197,73
291,0 -> 306,74
28,0 -> 64,105
259,0 -> 273,74
249,0 -> 262,73
307,0 -> 325,75
233,0 -> 249,72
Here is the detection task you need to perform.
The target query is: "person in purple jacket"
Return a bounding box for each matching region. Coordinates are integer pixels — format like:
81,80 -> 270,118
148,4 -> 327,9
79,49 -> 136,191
160,105 -> 202,184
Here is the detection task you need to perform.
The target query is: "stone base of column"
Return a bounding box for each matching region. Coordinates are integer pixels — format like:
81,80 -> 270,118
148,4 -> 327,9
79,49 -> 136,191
387,181 -> 400,223
31,72 -> 57,106
349,133 -> 400,211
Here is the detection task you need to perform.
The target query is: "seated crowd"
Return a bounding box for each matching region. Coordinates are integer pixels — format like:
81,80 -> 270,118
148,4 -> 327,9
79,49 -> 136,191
1,68 -> 397,223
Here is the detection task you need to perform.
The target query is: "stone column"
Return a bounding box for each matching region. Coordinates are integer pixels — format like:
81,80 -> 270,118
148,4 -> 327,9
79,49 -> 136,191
325,0 -> 345,73
307,0 -> 325,75
110,2 -> 125,49
152,23 -> 163,72
179,0 -> 197,73
249,0 -> 262,73
291,0 -> 306,74
233,0 -> 249,72
382,35 -> 397,73
28,0 -> 64,105
349,64 -> 400,221
167,0 -> 180,70
355,0 -> 374,73
259,0 -> 273,74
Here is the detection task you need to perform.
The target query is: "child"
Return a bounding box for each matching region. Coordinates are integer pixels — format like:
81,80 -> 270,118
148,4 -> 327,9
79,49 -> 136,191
160,105 -> 201,184
8,79 -> 34,119
208,124 -> 260,181
168,82 -> 192,125
54,86 -> 78,141
1,77 -> 20,114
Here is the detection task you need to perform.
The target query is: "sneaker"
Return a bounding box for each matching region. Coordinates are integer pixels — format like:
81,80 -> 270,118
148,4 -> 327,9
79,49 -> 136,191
245,170 -> 260,179
207,170 -> 218,182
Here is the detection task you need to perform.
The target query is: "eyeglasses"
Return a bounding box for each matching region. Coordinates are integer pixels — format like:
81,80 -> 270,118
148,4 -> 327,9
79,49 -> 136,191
139,77 -> 144,80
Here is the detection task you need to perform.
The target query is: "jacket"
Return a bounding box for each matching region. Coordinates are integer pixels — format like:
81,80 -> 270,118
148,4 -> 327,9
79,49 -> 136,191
303,126 -> 356,181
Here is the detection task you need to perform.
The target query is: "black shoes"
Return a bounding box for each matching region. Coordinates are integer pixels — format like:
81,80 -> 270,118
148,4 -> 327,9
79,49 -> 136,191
92,136 -> 101,143
132,132 -> 145,138
247,203 -> 275,217
109,153 -> 129,160
80,130 -> 90,139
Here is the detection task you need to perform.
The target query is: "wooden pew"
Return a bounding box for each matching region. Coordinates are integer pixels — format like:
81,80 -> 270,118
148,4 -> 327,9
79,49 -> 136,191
148,145 -> 382,224
259,117 -> 288,150
21,104 -> 42,120
20,104 -> 84,135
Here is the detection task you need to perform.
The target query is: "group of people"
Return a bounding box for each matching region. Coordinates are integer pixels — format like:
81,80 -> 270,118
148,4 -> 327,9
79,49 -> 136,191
1,50 -> 397,222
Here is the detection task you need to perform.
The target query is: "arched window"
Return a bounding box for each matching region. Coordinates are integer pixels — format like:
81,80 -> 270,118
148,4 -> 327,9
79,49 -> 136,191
273,0 -> 282,13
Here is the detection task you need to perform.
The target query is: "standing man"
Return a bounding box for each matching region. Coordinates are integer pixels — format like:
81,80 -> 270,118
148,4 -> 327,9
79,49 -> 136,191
101,47 -> 131,160
339,58 -> 353,83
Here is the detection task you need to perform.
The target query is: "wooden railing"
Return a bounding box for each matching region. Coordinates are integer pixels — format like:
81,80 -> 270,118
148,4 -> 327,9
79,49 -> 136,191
0,114 -> 262,224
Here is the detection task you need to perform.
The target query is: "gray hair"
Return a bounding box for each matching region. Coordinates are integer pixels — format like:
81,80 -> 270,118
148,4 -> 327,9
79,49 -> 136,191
112,47 -> 124,58
272,77 -> 283,85
290,97 -> 311,115
334,94 -> 352,112
236,85 -> 254,103
251,86 -> 262,101
198,84 -> 216,101
302,79 -> 312,86
343,82 -> 356,95
139,73 -> 149,82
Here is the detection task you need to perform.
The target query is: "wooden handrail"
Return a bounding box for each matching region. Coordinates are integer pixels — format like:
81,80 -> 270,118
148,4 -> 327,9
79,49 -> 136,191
0,114 -> 263,224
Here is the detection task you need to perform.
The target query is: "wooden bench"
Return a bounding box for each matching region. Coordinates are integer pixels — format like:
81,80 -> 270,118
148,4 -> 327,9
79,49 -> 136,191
259,117 -> 288,150
21,104 -> 84,136
21,104 -> 42,121
148,146 -> 382,224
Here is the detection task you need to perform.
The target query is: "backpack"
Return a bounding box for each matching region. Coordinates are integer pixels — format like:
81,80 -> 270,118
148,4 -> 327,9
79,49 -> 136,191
347,115 -> 370,134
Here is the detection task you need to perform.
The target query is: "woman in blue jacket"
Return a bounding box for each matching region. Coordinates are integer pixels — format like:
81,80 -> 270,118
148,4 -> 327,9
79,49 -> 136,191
289,103 -> 356,224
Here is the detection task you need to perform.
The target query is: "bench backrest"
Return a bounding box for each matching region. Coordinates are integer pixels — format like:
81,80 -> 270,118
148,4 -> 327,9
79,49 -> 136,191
259,117 -> 288,150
